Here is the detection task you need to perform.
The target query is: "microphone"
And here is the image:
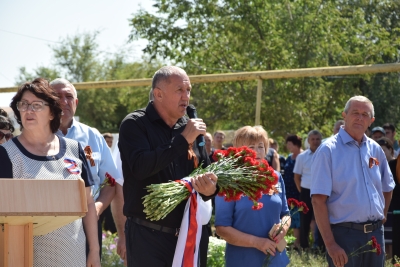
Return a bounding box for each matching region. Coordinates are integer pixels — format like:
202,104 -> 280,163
186,104 -> 205,146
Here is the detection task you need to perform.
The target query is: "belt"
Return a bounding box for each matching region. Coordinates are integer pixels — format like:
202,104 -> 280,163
333,221 -> 383,233
128,217 -> 179,236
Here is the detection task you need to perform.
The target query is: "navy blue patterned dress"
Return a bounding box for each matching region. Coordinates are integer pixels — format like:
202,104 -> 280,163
283,154 -> 300,228
283,154 -> 299,200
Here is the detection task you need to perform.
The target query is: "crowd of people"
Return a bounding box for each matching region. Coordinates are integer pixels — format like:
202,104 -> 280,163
0,66 -> 398,267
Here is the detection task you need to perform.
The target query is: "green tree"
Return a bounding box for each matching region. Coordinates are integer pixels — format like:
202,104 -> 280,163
16,66 -> 60,86
129,0 -> 400,140
16,32 -> 162,132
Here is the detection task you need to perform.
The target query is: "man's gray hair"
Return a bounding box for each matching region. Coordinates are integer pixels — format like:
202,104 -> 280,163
149,66 -> 187,101
49,78 -> 77,98
344,95 -> 374,118
308,129 -> 322,139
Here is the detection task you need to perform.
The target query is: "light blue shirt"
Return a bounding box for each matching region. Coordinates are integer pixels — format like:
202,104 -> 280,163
58,119 -> 121,200
112,146 -> 124,185
311,127 -> 395,224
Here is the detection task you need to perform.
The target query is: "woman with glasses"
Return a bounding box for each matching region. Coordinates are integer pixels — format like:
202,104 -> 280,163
0,78 -> 100,267
0,114 -> 14,144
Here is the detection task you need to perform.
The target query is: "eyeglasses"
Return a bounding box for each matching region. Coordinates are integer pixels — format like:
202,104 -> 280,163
17,101 -> 49,112
0,131 -> 13,141
377,139 -> 387,145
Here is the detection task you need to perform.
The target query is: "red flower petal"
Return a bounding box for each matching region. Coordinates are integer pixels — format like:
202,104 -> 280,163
251,202 -> 263,210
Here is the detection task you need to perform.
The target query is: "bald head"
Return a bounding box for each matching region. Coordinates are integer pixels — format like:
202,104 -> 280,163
149,66 -> 187,101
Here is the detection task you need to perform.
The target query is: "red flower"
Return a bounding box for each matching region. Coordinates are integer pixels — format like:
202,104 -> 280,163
287,198 -> 300,209
232,192 -> 243,201
298,202 -> 309,214
212,149 -> 228,161
371,236 -> 378,249
243,156 -> 257,167
105,172 -> 116,186
252,202 -> 263,210
93,172 -> 116,197
376,244 -> 381,255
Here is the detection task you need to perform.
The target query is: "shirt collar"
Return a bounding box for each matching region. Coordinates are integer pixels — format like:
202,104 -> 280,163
146,101 -> 162,122
56,118 -> 77,137
306,149 -> 314,155
146,101 -> 186,127
338,126 -> 367,145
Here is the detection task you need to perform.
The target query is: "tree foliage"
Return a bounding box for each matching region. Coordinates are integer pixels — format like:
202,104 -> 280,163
129,0 -> 400,139
17,32 -> 162,132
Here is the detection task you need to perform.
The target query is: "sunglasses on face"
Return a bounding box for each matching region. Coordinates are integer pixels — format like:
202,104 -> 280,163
0,131 -> 13,141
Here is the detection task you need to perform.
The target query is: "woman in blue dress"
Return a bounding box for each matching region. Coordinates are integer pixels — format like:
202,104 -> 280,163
283,134 -> 303,249
215,126 -> 290,267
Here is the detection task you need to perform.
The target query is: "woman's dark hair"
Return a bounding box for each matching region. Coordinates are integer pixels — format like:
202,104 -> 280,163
0,115 -> 14,133
10,78 -> 62,133
0,108 -> 8,117
285,134 -> 302,148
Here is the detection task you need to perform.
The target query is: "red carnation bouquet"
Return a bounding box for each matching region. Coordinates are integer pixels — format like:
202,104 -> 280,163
143,146 -> 279,221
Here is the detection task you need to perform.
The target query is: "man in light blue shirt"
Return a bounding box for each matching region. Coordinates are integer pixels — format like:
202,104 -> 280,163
50,78 -> 121,257
311,96 -> 395,267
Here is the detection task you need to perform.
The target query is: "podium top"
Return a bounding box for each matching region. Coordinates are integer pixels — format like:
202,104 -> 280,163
0,179 -> 87,235
0,179 -> 87,215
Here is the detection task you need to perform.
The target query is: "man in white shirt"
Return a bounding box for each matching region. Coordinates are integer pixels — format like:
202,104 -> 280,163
294,130 -> 322,250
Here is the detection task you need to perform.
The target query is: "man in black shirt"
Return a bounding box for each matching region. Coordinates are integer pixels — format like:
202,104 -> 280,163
119,66 -> 218,267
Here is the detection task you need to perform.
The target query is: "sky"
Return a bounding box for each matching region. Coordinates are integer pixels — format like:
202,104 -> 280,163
0,0 -> 155,106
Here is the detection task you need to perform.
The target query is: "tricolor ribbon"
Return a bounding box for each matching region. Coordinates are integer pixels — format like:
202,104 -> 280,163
64,157 -> 81,175
172,177 -> 212,267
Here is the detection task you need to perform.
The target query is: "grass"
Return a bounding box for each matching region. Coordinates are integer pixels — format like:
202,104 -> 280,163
101,231 -> 400,267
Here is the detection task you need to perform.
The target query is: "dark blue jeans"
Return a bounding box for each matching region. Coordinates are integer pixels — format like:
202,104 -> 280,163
327,224 -> 385,267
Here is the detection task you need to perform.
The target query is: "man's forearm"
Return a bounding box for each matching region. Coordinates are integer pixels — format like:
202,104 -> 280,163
95,185 -> 116,216
311,194 -> 335,247
111,184 -> 126,235
294,174 -> 302,192
383,191 -> 393,222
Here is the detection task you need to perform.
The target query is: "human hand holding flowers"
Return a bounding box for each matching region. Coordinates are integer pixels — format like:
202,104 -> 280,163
268,198 -> 309,252
190,172 -> 218,196
263,199 -> 309,266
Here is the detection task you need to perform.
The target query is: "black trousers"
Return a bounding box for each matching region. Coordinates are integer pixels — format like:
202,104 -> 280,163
125,218 -> 209,267
300,187 -> 324,250
393,213 -> 400,261
99,205 -> 117,233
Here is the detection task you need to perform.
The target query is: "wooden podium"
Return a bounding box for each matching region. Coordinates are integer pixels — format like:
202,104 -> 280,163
0,179 -> 87,267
